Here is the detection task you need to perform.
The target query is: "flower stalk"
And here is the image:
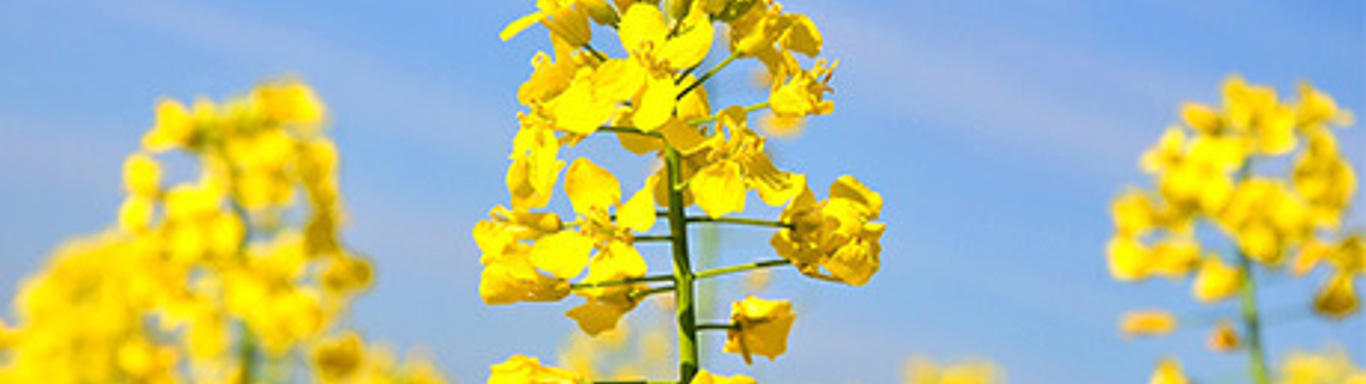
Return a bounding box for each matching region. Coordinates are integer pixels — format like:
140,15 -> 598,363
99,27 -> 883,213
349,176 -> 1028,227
665,145 -> 700,383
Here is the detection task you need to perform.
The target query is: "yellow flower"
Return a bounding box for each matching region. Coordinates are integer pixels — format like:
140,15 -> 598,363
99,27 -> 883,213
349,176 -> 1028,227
1278,347 -> 1363,384
1206,320 -> 1239,353
143,99 -> 196,151
500,0 -> 594,47
122,153 -> 162,197
724,296 -> 795,364
1192,256 -> 1241,303
903,357 -> 1002,384
1293,130 -> 1356,228
1180,102 -> 1224,134
1119,310 -> 1177,338
1107,235 -> 1150,281
771,176 -> 884,285
565,158 -> 622,215
694,370 -> 759,384
312,332 -> 364,383
1296,82 -> 1354,128
488,355 -> 582,384
508,114 -> 566,210
565,241 -> 649,336
253,79 -> 326,126
1148,358 -> 1188,384
1111,190 -> 1159,236
769,58 -> 837,119
1313,272 -> 1359,319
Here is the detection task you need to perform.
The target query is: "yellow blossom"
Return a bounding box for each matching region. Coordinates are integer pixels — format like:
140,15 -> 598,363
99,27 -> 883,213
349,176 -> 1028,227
1148,358 -> 1189,384
1192,256 -> 1241,303
1119,310 -> 1177,338
724,296 -> 795,364
694,370 -> 759,384
488,355 -> 582,384
1313,273 -> 1359,318
1206,320 -> 1239,353
312,332 -> 364,383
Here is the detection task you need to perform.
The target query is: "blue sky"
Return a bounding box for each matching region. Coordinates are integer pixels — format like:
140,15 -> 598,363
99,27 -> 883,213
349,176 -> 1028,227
0,1 -> 1362,383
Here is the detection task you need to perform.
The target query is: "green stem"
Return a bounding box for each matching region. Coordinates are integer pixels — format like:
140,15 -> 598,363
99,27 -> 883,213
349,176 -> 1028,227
1228,159 -> 1269,384
238,322 -> 258,384
1236,252 -> 1270,384
694,259 -> 792,280
635,235 -> 675,242
687,102 -> 770,126
686,216 -> 793,229
629,285 -> 676,300
665,146 -> 700,383
599,125 -> 664,138
677,53 -> 737,100
696,323 -> 738,331
570,275 -> 675,290
584,43 -> 609,62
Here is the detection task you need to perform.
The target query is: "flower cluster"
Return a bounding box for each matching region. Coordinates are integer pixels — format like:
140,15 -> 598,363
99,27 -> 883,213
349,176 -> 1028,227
0,80 -> 446,384
477,0 -> 886,383
1108,76 -> 1362,383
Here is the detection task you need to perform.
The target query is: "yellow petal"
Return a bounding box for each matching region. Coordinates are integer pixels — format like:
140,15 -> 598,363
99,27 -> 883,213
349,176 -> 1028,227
591,58 -> 647,103
619,3 -> 668,53
1107,236 -> 1150,281
829,175 -> 883,217
499,12 -> 548,41
565,298 -> 634,336
1313,272 -> 1359,318
659,118 -> 708,154
1148,358 -> 1189,384
660,7 -> 714,70
530,231 -> 596,279
634,75 -> 677,132
618,182 -> 658,233
1120,310 -> 1177,338
123,153 -> 161,197
144,99 -> 194,151
1192,257 -> 1241,303
550,73 -> 615,135
691,161 -> 746,218
1205,320 -> 1239,353
565,158 -> 622,214
725,296 -> 795,364
780,14 -> 822,57
1180,102 -> 1222,133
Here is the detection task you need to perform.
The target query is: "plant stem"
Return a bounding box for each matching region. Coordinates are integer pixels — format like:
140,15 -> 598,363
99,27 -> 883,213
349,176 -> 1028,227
665,146 -> 700,383
696,323 -> 738,331
629,285 -> 676,300
677,53 -> 737,100
687,102 -> 770,126
635,235 -> 675,242
1229,159 -> 1269,384
1237,251 -> 1270,384
695,259 -> 792,280
686,216 -> 793,229
599,126 -> 664,138
238,322 -> 258,384
570,274 -> 675,290
584,43 -> 609,62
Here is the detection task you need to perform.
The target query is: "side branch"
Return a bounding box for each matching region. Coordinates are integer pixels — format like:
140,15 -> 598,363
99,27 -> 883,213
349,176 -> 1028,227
694,259 -> 792,280
696,322 -> 738,331
599,126 -> 664,138
570,275 -> 674,290
677,52 -> 738,100
686,216 -> 794,229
